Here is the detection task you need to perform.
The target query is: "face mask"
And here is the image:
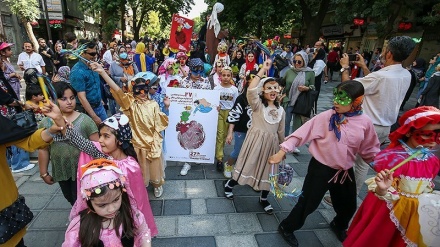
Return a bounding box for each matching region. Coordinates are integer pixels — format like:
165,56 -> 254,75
132,84 -> 149,96
333,88 -> 352,106
412,129 -> 440,145
263,85 -> 280,94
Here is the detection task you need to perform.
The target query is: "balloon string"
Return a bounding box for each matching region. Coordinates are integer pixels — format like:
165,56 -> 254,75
389,150 -> 422,172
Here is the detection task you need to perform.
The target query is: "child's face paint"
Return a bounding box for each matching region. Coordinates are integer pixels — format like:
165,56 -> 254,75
407,123 -> 440,149
333,88 -> 352,106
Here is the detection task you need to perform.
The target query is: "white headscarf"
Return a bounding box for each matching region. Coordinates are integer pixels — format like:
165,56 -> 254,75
207,2 -> 224,38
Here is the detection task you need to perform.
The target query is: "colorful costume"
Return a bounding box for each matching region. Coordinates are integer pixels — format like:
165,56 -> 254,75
158,58 -> 181,94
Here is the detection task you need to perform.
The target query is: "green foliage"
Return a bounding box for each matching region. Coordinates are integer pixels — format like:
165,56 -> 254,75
423,3 -> 440,26
142,11 -> 161,38
4,0 -> 40,21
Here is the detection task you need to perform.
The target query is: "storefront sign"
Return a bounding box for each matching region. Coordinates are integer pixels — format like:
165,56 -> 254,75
46,0 -> 62,12
322,25 -> 344,36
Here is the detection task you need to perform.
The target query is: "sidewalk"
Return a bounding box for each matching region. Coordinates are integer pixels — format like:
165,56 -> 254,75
13,74 -> 439,246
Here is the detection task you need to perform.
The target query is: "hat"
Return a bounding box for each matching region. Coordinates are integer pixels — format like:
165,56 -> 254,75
176,51 -> 187,59
0,42 -> 14,51
188,58 -> 204,68
79,159 -> 127,200
237,40 -> 244,45
102,114 -> 132,148
388,106 -> 440,148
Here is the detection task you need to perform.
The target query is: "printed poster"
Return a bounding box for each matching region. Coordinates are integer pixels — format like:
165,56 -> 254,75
165,88 -> 220,163
169,14 -> 194,52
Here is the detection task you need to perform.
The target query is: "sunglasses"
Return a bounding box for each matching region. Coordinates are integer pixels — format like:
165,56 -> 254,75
412,129 -> 440,145
150,86 -> 158,90
191,69 -> 204,76
292,60 -> 302,65
85,52 -> 98,56
132,84 -> 149,95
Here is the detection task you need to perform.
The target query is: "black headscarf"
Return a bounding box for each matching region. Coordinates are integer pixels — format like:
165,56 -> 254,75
308,48 -> 326,68
413,58 -> 426,71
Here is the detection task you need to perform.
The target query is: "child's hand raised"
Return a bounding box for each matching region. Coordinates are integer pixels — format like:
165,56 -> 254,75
89,62 -> 105,74
374,169 -> 393,195
40,100 -> 62,120
262,59 -> 272,71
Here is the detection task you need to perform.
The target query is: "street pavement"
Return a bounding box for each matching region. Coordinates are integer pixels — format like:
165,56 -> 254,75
12,72 -> 440,247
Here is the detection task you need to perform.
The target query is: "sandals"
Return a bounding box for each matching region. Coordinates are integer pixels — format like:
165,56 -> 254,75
259,198 -> 274,214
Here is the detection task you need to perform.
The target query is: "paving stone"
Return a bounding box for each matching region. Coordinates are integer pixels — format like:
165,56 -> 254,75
275,211 -> 329,230
165,165 -> 205,180
24,230 -> 66,247
153,236 -> 216,247
228,213 -> 262,234
149,180 -> 186,200
46,195 -> 72,209
291,162 -> 309,177
233,196 -> 281,213
275,196 -> 298,211
191,199 -> 207,215
150,200 -> 163,216
163,199 -> 191,216
31,210 -> 70,229
255,231 -> 324,247
216,234 -> 258,247
177,215 -> 229,236
257,213 -> 280,232
285,153 -> 299,163
206,198 -> 235,214
155,217 -> 177,237
314,229 -> 343,247
318,209 -> 337,224
19,181 -> 60,195
23,195 -> 52,210
185,180 -> 217,198
204,164 -> 226,179
295,154 -> 313,163
15,176 -> 29,187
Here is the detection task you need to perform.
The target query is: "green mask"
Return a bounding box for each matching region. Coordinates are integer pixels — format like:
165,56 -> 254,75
172,63 -> 180,75
333,88 -> 352,106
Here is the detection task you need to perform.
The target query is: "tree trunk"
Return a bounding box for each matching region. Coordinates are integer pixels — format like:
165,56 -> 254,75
132,7 -> 139,41
303,21 -> 322,47
23,20 -> 39,51
133,10 -> 147,42
101,11 -> 112,41
300,0 -> 330,47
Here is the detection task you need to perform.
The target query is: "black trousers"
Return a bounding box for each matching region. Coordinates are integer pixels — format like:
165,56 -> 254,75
58,178 -> 77,206
281,157 -> 357,232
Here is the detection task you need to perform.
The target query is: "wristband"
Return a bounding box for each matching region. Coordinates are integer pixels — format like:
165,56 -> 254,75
40,172 -> 50,178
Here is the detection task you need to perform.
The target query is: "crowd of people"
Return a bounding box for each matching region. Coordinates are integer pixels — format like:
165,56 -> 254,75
1,3 -> 440,246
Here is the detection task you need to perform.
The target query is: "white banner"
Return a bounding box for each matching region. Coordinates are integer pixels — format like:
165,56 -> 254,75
165,88 -> 220,163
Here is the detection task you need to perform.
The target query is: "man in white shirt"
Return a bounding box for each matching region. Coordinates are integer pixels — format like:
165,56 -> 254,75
340,36 -> 416,194
17,42 -> 46,74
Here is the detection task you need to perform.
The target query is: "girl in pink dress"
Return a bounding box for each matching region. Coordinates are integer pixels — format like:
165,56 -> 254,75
344,106 -> 440,247
58,113 -> 158,237
63,159 -> 151,247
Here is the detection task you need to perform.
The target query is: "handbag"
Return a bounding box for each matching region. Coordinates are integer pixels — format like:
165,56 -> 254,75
10,110 -> 38,131
277,162 -> 294,186
0,195 -> 34,244
292,89 -> 319,117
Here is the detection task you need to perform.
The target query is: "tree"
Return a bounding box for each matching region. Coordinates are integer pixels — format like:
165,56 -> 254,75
128,0 -> 194,41
142,11 -> 161,38
4,0 -> 40,50
423,2 -> 440,26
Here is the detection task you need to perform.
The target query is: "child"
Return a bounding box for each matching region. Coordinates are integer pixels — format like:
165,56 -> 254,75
214,66 -> 239,172
92,64 -> 169,198
38,82 -> 99,205
62,159 -> 151,247
157,58 -> 181,94
269,80 -> 380,246
343,106 -> 440,247
224,60 -> 285,214
25,83 -> 45,122
223,70 -> 257,178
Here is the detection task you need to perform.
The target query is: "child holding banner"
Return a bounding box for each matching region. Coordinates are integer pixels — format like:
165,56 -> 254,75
214,66 -> 239,172
224,60 -> 285,214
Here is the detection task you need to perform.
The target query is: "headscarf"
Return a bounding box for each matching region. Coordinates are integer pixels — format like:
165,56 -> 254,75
245,53 -> 256,72
55,66 -> 70,83
308,48 -> 326,68
207,2 -> 224,37
288,51 -> 313,106
135,42 -> 147,72
388,106 -> 440,148
101,113 -> 132,150
413,58 -> 426,71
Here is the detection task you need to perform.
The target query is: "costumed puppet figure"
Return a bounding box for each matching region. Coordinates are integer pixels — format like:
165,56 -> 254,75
157,58 -> 182,94
206,2 -> 228,65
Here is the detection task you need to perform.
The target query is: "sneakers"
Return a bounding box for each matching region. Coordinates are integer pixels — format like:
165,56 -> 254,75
216,160 -> 223,172
223,162 -> 233,178
154,186 -> 163,198
224,180 -> 234,200
292,148 -> 300,154
180,163 -> 191,176
11,163 -> 35,173
278,224 -> 299,247
330,220 -> 347,242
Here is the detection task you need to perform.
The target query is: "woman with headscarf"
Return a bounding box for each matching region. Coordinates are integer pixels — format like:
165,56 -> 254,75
133,42 -> 156,72
52,66 -> 70,83
308,48 -> 327,112
238,51 -> 259,91
206,2 -> 229,65
281,51 -> 315,142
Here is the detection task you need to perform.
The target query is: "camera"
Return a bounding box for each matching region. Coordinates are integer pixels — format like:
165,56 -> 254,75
348,54 -> 357,62
309,48 -> 316,53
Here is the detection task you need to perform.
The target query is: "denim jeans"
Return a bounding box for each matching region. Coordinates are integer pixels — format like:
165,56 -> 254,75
93,104 -> 109,121
284,105 -> 294,136
230,132 -> 247,159
7,146 -> 30,171
108,99 -> 121,116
